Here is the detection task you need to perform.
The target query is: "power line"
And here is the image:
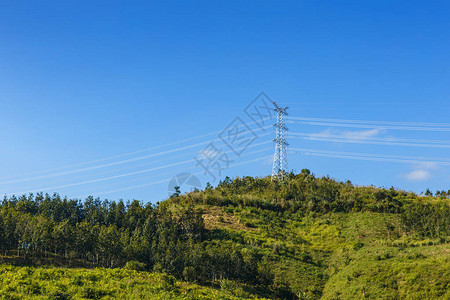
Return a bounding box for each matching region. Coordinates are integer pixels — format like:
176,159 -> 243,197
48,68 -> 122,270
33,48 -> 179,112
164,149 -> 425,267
0,126 -> 273,185
290,147 -> 450,165
289,116 -> 450,127
74,165 -> 196,198
73,154 -> 274,199
0,141 -> 210,185
287,120 -> 450,132
6,159 -> 194,196
66,147 -> 205,182
5,141 -> 273,196
1,117 -> 274,181
292,132 -> 450,144
290,132 -> 450,149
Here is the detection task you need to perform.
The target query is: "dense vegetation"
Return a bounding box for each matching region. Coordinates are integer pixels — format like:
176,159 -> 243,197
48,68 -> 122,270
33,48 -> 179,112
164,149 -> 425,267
0,169 -> 449,299
0,265 -> 255,299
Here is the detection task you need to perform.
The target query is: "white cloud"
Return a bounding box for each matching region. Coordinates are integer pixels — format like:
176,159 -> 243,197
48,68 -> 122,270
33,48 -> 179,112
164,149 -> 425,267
342,129 -> 382,140
404,169 -> 431,181
311,128 -> 382,140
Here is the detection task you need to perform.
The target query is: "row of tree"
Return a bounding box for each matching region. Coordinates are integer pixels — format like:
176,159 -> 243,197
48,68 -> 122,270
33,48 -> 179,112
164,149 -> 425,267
0,193 -> 277,293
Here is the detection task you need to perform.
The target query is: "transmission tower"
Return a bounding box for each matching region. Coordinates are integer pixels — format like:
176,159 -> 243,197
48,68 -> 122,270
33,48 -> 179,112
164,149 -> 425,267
271,101 -> 289,181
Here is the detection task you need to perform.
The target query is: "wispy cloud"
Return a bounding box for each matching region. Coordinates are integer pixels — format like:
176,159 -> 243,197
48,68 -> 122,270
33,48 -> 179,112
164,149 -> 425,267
310,128 -> 383,140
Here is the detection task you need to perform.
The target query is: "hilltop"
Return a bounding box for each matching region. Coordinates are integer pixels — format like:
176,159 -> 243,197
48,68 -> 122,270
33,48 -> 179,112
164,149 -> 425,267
0,170 -> 449,299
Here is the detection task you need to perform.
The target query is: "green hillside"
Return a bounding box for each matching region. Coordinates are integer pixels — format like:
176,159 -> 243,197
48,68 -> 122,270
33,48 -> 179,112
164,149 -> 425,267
0,265 -> 263,300
0,170 -> 449,299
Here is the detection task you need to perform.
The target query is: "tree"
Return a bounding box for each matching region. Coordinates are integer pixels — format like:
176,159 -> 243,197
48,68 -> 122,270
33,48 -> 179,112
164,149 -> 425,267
171,186 -> 181,198
53,220 -> 74,258
98,224 -> 122,267
74,221 -> 95,261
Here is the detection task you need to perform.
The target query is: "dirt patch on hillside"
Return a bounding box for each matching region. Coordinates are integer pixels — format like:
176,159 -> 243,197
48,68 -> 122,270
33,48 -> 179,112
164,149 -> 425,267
202,206 -> 257,231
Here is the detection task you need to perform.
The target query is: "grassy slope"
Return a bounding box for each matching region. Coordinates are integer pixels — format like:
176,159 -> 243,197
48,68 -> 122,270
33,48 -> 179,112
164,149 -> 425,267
0,265 -> 264,299
188,203 -> 449,299
1,202 -> 448,299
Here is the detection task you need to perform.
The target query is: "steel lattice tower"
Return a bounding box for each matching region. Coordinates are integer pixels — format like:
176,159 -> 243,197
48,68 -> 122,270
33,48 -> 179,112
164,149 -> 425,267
271,101 -> 289,181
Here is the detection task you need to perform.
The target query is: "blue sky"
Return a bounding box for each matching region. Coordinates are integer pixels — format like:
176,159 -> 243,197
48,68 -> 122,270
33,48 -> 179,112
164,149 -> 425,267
1,1 -> 450,203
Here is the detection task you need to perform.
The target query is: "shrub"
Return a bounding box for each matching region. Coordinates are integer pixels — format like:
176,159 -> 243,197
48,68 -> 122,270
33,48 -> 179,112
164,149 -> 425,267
49,290 -> 71,300
182,266 -> 196,282
220,279 -> 236,292
124,260 -> 146,271
81,287 -> 109,299
353,242 -> 364,251
71,275 -> 84,286
160,273 -> 176,291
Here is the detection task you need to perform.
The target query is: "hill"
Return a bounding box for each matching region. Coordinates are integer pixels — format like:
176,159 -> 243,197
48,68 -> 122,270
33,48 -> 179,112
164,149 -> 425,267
0,169 -> 449,299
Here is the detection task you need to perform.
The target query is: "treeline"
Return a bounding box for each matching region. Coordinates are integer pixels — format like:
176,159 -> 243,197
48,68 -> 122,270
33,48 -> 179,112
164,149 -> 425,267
0,194 -> 267,290
174,169 -> 450,238
186,169 -> 406,214
401,201 -> 450,238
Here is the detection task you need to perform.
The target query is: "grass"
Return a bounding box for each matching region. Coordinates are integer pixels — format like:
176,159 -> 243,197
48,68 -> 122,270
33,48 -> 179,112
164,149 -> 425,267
0,265 -> 266,299
322,244 -> 450,299
201,205 -> 450,299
